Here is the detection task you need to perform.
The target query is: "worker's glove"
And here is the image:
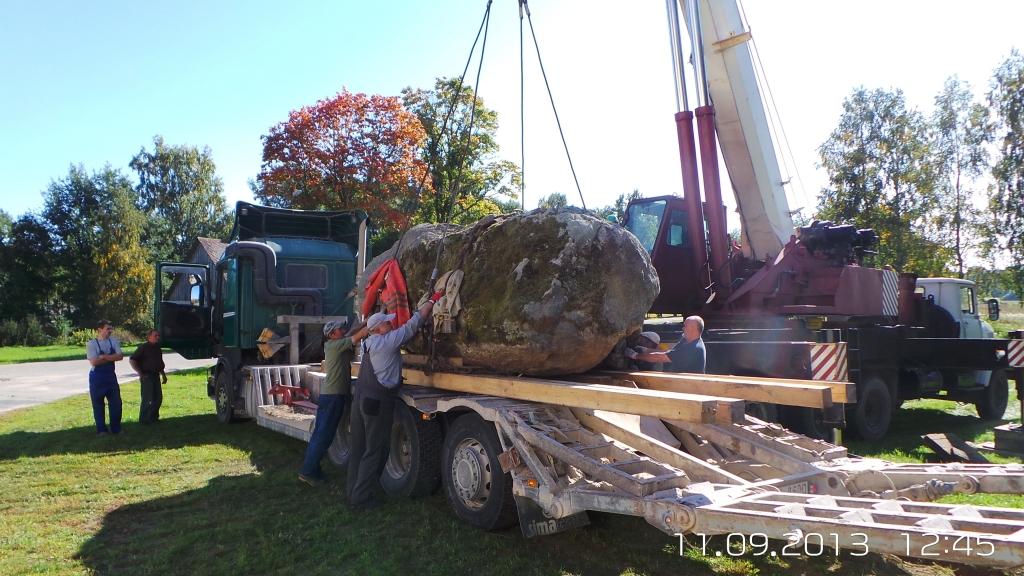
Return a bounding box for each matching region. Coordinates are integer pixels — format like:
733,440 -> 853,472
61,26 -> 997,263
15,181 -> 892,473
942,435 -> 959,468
624,347 -> 639,360
429,290 -> 444,304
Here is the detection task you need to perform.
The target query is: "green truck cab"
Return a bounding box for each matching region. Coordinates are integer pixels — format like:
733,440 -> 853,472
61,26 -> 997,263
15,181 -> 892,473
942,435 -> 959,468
156,201 -> 369,422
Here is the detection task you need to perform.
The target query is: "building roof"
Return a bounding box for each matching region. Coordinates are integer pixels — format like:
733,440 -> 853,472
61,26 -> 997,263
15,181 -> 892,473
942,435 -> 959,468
195,237 -> 228,262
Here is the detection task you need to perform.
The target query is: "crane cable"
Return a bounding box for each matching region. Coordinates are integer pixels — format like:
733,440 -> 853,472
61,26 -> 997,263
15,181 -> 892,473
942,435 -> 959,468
521,0 -> 587,210
424,0 -> 494,372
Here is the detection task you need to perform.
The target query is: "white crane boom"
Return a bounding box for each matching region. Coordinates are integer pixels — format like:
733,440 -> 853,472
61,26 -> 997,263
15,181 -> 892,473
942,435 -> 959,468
682,0 -> 794,260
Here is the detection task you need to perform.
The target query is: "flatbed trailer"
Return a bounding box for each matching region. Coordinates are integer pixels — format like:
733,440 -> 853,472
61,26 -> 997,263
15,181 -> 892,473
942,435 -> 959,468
225,360 -> 1024,570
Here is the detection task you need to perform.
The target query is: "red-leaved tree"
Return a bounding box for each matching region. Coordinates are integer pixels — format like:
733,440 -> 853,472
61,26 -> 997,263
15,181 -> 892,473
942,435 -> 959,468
254,90 -> 429,229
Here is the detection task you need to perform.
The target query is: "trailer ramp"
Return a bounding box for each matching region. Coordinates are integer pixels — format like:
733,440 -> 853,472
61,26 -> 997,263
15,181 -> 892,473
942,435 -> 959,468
480,400 -> 1024,569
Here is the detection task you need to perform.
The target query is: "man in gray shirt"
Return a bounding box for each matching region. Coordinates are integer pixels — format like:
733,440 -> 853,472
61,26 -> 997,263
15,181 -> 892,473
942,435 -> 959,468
347,290 -> 442,509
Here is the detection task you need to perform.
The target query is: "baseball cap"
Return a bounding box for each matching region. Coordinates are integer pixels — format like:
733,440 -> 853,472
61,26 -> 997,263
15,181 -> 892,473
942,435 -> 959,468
367,312 -> 396,331
639,331 -> 661,346
322,320 -> 346,336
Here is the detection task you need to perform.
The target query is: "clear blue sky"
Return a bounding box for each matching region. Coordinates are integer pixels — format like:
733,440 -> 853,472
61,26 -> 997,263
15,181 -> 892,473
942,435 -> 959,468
2,0 -> 1022,225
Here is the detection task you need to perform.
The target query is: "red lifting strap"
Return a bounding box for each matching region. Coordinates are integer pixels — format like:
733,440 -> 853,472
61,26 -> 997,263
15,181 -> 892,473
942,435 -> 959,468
361,259 -> 411,326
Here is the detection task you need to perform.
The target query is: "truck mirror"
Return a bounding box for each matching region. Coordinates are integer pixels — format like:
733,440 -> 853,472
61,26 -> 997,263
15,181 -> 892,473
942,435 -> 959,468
190,284 -> 204,307
987,298 -> 1000,322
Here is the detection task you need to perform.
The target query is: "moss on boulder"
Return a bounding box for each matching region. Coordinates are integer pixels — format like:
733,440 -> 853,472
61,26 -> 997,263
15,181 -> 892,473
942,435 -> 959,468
359,208 -> 659,376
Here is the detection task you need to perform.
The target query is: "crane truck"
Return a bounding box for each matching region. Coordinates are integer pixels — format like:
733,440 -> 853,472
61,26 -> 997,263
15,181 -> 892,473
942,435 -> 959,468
153,0 -> 1024,569
622,0 -> 1024,440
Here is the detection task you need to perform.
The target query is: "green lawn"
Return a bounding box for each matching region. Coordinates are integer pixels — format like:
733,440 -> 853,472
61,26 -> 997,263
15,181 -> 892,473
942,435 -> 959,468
0,344 -> 140,364
2,370 -> 1023,575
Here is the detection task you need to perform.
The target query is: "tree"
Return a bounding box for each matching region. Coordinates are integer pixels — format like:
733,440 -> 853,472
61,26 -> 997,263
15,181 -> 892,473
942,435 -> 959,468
254,90 -> 428,230
401,78 -> 519,225
43,165 -> 151,330
987,50 -> 1024,301
93,187 -> 154,332
537,192 -> 567,210
130,135 -> 233,262
593,190 -> 641,223
0,214 -> 56,322
818,87 -> 946,275
931,77 -> 991,278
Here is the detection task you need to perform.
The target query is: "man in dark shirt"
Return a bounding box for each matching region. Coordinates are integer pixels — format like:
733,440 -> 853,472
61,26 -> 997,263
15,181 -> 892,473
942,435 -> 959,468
130,329 -> 166,425
628,316 -> 706,374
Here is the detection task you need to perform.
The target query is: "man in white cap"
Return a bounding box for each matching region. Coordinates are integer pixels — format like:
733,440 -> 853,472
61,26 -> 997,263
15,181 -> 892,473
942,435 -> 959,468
299,319 -> 368,486
347,289 -> 443,509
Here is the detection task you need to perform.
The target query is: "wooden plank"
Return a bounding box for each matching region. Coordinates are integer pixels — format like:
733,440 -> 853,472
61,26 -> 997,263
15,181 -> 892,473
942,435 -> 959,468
573,409 -> 748,485
353,363 -> 742,424
593,370 -> 838,409
922,433 -> 990,464
595,370 -> 855,404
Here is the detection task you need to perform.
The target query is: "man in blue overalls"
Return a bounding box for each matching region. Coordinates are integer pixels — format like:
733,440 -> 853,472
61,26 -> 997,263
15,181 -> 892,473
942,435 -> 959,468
86,319 -> 124,435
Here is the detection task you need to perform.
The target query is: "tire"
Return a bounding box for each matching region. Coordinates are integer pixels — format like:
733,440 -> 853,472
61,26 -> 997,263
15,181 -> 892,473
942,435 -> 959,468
381,404 -> 443,498
441,413 -> 517,530
327,401 -> 353,468
214,364 -> 239,424
785,407 -> 833,441
851,374 -> 893,441
976,369 -> 1009,421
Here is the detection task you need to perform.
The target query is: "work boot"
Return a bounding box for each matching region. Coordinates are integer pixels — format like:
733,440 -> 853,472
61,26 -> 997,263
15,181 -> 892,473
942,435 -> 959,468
298,473 -> 324,487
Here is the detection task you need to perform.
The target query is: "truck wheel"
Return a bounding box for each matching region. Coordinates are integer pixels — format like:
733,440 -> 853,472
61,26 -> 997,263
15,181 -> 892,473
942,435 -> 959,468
851,375 -> 892,441
381,405 -> 442,498
214,365 -> 239,424
442,413 -> 517,530
976,369 -> 1009,420
327,401 -> 353,468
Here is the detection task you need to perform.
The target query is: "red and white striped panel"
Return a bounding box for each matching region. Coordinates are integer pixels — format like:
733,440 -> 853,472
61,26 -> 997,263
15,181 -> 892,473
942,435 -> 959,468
1009,339 -> 1024,368
810,342 -> 849,382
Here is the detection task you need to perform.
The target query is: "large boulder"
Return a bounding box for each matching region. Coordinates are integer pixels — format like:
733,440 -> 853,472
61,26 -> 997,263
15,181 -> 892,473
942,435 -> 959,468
359,208 -> 659,376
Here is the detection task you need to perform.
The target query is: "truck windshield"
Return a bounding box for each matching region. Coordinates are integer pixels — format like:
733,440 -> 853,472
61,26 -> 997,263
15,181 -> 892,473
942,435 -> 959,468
625,200 -> 666,253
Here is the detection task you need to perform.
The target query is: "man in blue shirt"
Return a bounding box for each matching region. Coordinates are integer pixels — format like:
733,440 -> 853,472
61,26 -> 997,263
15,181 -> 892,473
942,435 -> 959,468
347,290 -> 442,510
627,316 -> 706,374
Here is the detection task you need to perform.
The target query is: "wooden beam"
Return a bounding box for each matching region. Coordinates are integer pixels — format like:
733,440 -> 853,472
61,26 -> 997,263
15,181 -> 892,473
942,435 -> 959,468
573,408 -> 748,485
353,363 -> 743,424
595,369 -> 855,405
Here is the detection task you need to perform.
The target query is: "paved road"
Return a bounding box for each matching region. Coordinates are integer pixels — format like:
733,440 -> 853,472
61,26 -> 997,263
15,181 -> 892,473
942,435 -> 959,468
0,354 -> 215,413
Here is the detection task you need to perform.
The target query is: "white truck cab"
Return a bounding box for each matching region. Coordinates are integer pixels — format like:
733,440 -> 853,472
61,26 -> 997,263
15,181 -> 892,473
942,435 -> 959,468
915,278 -> 995,340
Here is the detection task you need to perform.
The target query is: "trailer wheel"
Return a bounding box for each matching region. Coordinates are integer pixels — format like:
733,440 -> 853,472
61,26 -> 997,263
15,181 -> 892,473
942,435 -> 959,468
441,413 -> 517,530
326,402 -> 353,468
975,369 -> 1009,421
214,364 -> 239,424
381,404 -> 442,498
851,374 -> 892,441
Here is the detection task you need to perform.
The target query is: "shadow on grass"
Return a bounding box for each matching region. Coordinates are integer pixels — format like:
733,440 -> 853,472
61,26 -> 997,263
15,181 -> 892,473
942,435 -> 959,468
72,472 -> 896,576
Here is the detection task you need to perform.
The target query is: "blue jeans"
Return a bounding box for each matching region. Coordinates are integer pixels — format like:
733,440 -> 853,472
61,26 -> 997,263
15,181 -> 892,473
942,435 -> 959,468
89,370 -> 122,434
300,393 -> 347,477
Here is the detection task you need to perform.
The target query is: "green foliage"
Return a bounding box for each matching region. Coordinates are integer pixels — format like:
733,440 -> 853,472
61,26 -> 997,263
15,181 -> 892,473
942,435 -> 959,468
93,186 -> 154,334
42,165 -> 151,331
818,87 -> 947,275
931,76 -> 991,278
987,50 -> 1024,302
537,192 -> 567,210
130,135 -> 233,262
402,78 -> 519,225
0,315 -> 50,346
65,327 -> 97,347
0,214 -> 57,322
593,190 -> 642,223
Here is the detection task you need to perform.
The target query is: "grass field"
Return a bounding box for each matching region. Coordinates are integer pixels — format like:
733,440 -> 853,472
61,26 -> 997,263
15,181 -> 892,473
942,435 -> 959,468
0,344 -> 140,365
992,302 -> 1024,338
2,370 -> 1024,575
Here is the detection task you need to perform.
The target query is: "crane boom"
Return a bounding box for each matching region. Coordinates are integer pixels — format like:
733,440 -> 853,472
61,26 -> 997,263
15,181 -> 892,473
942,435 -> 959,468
683,0 -> 793,260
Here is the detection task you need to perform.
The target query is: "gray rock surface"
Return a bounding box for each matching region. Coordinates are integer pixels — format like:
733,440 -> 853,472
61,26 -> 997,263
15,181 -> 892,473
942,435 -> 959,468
359,208 -> 659,375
